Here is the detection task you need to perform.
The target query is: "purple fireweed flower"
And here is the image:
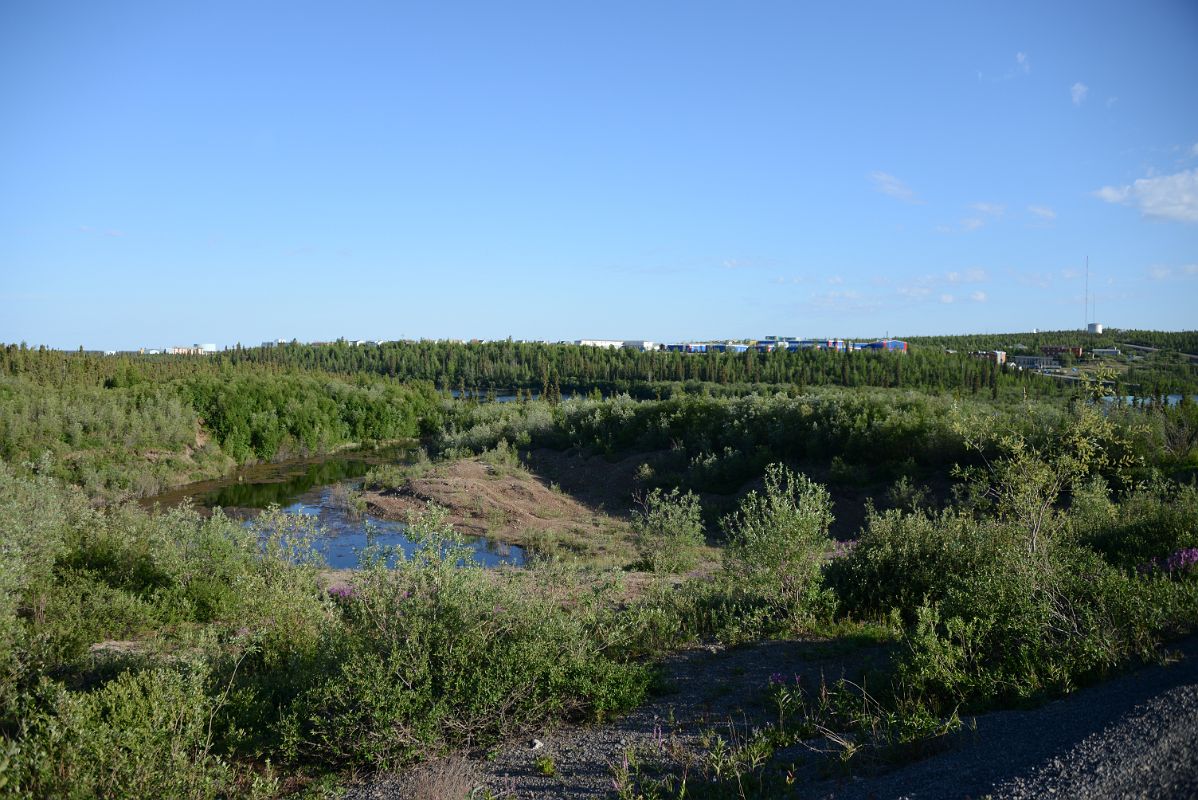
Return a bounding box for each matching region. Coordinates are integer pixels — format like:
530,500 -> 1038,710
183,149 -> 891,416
1164,547 -> 1198,574
327,585 -> 354,600
769,672 -> 785,686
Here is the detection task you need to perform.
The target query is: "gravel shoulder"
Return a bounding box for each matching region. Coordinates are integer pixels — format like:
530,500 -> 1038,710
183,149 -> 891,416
813,634 -> 1198,800
346,634 -> 1198,800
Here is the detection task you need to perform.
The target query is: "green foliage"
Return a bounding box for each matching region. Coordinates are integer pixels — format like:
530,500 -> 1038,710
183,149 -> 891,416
897,542 -> 1195,710
827,509 -> 1008,624
831,407 -> 1198,713
721,464 -> 835,621
632,488 -> 705,573
1075,480 -> 1198,570
276,506 -> 650,769
8,667 -> 275,799
213,337 -> 1081,398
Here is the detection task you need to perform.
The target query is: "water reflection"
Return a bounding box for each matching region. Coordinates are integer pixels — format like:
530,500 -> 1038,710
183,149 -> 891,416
146,447 -> 526,569
280,490 -> 525,569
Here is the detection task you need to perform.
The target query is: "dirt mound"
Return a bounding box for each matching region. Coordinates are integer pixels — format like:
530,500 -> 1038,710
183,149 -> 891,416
363,459 -> 638,565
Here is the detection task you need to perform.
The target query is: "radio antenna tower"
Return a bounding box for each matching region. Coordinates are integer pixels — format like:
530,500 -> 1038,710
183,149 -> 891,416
1084,256 -> 1089,330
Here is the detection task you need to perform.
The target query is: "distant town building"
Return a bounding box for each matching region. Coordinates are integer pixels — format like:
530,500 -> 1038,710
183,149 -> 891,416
1087,323 -> 1104,335
1041,345 -> 1083,358
1092,347 -> 1121,357
576,339 -> 623,349
1011,355 -> 1059,370
166,343 -> 217,355
971,350 -> 1007,365
621,340 -> 658,351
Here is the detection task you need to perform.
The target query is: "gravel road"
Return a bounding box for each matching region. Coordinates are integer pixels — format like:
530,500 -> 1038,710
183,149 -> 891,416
346,634 -> 1198,799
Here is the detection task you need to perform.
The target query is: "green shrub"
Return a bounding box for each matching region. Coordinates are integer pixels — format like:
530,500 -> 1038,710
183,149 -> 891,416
632,488 -> 705,573
721,463 -> 835,622
899,540 -> 1198,710
827,508 -> 1011,623
277,506 -> 650,770
6,666 -> 274,799
1076,481 -> 1198,570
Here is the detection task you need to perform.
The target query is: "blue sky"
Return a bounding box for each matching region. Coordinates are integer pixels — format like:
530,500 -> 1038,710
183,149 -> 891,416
2,1 -> 1196,350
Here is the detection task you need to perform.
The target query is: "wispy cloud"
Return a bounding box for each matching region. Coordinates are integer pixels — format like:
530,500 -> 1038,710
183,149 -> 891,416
961,218 -> 985,231
870,172 -> 921,204
1191,142 -> 1198,158
971,202 -> 1005,217
946,268 -> 987,283
1071,82 -> 1089,106
1149,264 -> 1198,280
806,289 -> 878,312
1012,270 -> 1054,288
898,285 -> 932,300
1027,205 -> 1056,221
939,294 -> 955,304
1015,52 -> 1030,74
1093,168 -> 1198,223
969,291 -> 987,303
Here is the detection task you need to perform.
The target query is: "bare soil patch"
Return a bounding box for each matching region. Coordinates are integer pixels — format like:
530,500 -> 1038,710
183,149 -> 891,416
362,458 -> 640,566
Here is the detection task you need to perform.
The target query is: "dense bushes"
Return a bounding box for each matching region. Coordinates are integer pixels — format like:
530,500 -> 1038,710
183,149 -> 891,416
180,374 -> 441,463
277,507 -> 649,769
632,488 -> 705,573
828,406 -> 1198,712
438,390 -> 987,494
0,466 -> 650,794
0,365 -> 442,503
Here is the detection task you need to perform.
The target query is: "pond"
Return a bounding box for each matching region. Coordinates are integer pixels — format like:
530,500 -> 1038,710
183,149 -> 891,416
145,447 -> 526,569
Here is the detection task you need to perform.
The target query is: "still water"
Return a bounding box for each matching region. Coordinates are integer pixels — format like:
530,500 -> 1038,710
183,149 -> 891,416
146,448 -> 525,569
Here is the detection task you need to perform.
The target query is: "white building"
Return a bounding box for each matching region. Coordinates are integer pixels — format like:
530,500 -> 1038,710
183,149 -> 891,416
622,340 -> 657,351
576,339 -> 623,349
1087,323 -> 1104,335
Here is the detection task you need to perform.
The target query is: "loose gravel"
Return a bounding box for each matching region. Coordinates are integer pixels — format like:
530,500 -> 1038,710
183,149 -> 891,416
345,635 -> 1198,800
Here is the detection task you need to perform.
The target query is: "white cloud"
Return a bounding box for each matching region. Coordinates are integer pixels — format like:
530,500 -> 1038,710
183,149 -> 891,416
1016,52 -> 1030,74
1061,268 -> 1081,279
969,291 -> 987,302
1094,185 -> 1128,203
946,268 -> 987,283
826,275 -> 844,285
961,217 -> 985,231
1013,270 -> 1054,288
940,294 -> 955,304
1106,96 -> 1118,109
1027,205 -> 1057,220
1071,82 -> 1089,106
971,202 -> 1005,217
807,289 -> 877,311
1149,264 -> 1198,280
870,172 -> 920,204
1093,168 -> 1198,223
1191,142 -> 1198,157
